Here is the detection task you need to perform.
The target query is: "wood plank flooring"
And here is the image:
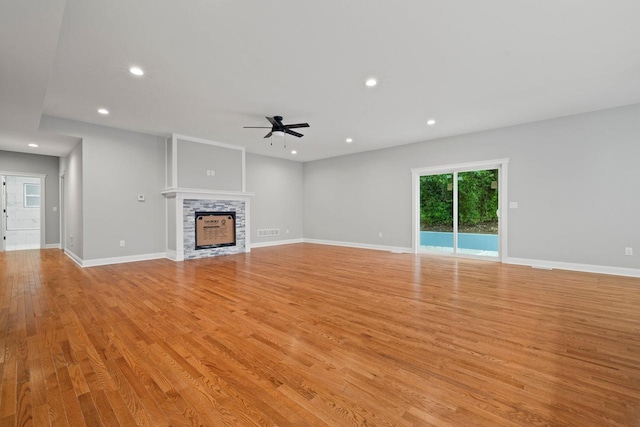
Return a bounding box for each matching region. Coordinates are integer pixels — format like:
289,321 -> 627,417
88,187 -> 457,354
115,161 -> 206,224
1,244 -> 640,426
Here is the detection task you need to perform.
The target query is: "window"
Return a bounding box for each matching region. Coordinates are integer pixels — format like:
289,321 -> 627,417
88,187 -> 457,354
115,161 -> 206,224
24,183 -> 41,208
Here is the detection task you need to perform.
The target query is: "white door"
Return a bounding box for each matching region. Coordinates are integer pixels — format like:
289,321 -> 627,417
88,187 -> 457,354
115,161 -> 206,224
2,175 -> 43,251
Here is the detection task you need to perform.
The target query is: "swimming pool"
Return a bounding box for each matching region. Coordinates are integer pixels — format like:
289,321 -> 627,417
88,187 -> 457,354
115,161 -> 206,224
420,231 -> 498,254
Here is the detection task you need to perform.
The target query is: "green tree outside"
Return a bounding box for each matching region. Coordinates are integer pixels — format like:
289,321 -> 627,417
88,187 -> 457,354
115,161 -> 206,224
420,170 -> 498,233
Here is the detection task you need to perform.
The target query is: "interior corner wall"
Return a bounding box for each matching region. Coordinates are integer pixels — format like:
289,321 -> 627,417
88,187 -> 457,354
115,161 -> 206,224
40,116 -> 166,261
246,153 -> 304,243
0,149 -> 60,245
303,103 -> 640,270
63,142 -> 83,258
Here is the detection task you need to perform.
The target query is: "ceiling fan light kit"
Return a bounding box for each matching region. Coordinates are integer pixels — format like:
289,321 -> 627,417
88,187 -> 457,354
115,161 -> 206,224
244,116 -> 310,148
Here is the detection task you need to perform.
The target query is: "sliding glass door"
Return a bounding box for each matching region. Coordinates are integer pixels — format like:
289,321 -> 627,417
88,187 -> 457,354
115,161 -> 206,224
419,173 -> 454,253
416,164 -> 502,259
456,170 -> 499,257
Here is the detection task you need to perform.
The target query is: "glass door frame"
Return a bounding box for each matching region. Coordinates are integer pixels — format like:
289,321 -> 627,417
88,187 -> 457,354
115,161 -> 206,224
411,159 -> 509,261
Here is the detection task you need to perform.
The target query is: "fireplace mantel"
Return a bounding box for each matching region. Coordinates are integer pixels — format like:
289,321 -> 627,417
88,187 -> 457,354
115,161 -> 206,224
162,188 -> 254,261
161,187 -> 255,200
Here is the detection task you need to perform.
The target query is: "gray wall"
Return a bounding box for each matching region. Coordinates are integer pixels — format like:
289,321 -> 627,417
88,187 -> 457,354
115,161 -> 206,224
304,104 -> 640,269
247,153 -> 304,243
177,140 -> 243,191
0,150 -> 60,245
41,116 -> 166,261
63,142 -> 83,258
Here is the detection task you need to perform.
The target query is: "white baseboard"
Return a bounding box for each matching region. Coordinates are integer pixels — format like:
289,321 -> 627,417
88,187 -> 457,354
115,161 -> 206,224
82,252 -> 167,268
303,238 -> 413,254
166,249 -> 178,261
45,243 -> 61,249
506,257 -> 640,278
64,249 -> 83,267
251,238 -> 304,249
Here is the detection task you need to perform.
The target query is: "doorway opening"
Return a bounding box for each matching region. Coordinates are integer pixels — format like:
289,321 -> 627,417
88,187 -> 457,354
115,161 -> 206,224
1,174 -> 46,251
411,159 -> 508,260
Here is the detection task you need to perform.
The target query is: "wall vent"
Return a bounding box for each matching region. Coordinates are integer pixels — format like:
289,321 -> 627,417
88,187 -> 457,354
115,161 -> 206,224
257,228 -> 280,237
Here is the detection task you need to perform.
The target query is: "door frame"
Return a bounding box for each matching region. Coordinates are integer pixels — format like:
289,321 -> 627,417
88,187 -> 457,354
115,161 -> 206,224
411,159 -> 509,261
0,171 -> 47,251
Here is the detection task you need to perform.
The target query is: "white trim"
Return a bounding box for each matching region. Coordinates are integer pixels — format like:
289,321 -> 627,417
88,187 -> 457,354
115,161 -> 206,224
505,257 -> 640,278
82,252 -> 166,268
64,249 -> 83,267
40,176 -> 46,249
164,192 -> 168,257
410,172 -> 419,253
175,195 -> 184,261
166,249 -> 178,261
45,243 -> 61,249
165,137 -> 168,188
453,171 -> 459,252
171,135 -> 178,188
172,133 -> 246,152
244,197 -> 251,252
60,174 -> 65,251
499,162 -> 508,259
242,149 -> 246,193
251,238 -> 304,249
304,238 -> 412,254
411,159 -> 510,176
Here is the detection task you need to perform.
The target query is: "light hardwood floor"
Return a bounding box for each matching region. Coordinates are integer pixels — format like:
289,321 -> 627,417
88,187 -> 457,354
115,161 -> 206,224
1,244 -> 639,426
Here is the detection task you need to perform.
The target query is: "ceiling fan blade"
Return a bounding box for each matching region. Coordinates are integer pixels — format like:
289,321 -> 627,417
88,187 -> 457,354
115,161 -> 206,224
243,126 -> 271,128
284,123 -> 310,129
263,131 -> 273,138
266,116 -> 281,127
285,129 -> 304,138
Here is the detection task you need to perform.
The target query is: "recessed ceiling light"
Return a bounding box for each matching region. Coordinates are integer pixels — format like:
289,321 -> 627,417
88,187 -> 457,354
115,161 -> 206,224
346,138 -> 353,143
28,143 -> 38,148
427,119 -> 436,126
291,150 -> 297,155
365,78 -> 377,87
129,66 -> 144,76
98,108 -> 109,115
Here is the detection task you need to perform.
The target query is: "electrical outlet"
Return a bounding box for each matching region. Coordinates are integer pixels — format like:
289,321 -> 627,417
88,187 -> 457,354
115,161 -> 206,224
120,240 -> 125,247
509,202 -> 518,209
378,232 -> 383,237
206,170 -> 211,176
625,247 -> 633,256
286,229 -> 290,234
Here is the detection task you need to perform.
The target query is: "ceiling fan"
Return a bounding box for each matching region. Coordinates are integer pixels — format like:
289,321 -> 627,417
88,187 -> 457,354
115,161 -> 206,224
244,116 -> 310,139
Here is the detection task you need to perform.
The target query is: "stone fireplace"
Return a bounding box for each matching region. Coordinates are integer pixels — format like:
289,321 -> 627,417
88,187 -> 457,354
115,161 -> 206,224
162,189 -> 253,261
162,134 -> 253,261
183,199 -> 245,259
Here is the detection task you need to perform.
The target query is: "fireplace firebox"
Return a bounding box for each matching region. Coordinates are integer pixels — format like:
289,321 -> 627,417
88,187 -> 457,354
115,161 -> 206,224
195,211 -> 236,250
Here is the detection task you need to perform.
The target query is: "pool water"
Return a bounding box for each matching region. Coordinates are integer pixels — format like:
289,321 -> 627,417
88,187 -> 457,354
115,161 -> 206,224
420,231 -> 498,257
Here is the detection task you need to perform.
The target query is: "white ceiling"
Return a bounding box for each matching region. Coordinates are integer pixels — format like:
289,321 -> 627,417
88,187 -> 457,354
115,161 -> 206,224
2,0 -> 640,161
